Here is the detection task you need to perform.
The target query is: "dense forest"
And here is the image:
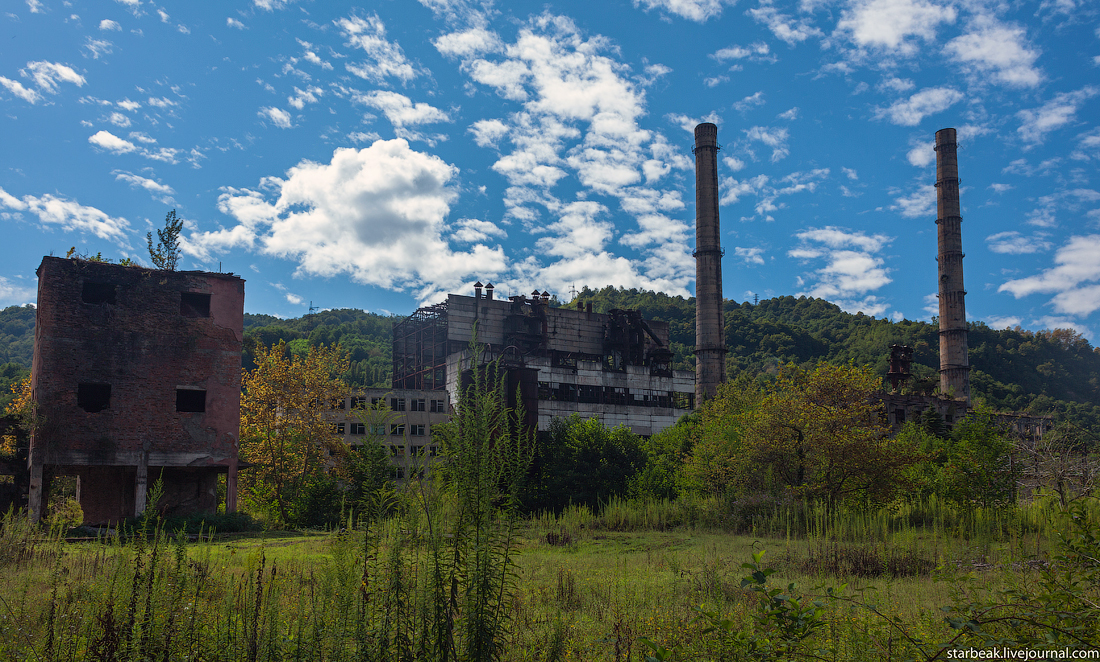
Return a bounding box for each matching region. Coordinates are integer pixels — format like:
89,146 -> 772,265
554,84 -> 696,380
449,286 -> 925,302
4,286 -> 1100,427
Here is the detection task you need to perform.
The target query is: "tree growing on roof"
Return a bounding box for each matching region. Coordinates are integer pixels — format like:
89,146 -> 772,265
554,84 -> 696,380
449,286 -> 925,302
147,209 -> 183,271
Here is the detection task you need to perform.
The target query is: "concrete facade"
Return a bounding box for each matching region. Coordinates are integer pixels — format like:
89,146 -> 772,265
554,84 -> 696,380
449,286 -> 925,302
395,291 -> 694,436
331,388 -> 451,479
29,257 -> 243,524
934,128 -> 971,406
693,122 -> 727,403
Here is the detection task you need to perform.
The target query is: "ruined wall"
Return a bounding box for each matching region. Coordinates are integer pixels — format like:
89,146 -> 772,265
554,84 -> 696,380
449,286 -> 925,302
31,257 -> 244,523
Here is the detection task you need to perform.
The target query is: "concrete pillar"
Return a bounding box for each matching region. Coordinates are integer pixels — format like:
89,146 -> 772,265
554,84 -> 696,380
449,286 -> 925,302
28,462 -> 44,523
934,128 -> 970,406
226,457 -> 238,513
134,449 -> 148,517
693,122 -> 727,403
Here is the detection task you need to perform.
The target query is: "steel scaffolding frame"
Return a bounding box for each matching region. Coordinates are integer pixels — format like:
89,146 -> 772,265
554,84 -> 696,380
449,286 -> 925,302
392,301 -> 448,390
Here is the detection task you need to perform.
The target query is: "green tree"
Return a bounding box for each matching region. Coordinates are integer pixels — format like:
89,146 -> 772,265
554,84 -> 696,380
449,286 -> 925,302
239,340 -> 351,526
147,209 -> 183,271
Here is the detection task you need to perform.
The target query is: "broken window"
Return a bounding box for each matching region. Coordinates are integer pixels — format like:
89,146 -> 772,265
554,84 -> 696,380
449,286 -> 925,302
430,399 -> 446,413
180,292 -> 211,318
351,396 -> 366,410
77,383 -> 111,412
391,398 -> 406,411
176,389 -> 206,413
412,398 -> 426,411
81,281 -> 117,305
350,423 -> 366,435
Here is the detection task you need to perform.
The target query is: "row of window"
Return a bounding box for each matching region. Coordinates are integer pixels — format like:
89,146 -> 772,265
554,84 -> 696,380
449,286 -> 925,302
332,422 -> 429,436
342,396 -> 447,412
536,382 -> 694,410
81,282 -> 212,318
77,383 -> 206,413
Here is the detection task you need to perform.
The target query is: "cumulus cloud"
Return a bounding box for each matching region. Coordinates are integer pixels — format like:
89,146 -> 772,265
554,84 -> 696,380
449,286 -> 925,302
711,42 -> 770,62
946,14 -> 1041,88
986,231 -> 1052,254
877,87 -> 965,126
1017,86 -> 1099,145
632,0 -> 733,22
337,14 -> 420,83
788,226 -> 893,315
0,77 -> 42,104
258,106 -> 293,128
452,218 -> 507,243
999,235 -> 1100,316
907,141 -> 935,167
83,38 -> 114,59
88,130 -> 138,153
227,17 -> 245,29
734,246 -> 765,265
733,91 -> 766,112
0,185 -> 132,245
183,140 -> 507,304
722,169 -> 828,220
434,27 -> 502,58
834,0 -> 956,55
100,19 -> 122,31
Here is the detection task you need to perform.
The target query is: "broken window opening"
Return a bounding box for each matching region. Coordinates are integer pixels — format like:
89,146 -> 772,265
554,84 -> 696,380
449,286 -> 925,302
176,388 -> 207,413
81,281 -> 117,305
77,383 -> 111,413
180,292 -> 211,318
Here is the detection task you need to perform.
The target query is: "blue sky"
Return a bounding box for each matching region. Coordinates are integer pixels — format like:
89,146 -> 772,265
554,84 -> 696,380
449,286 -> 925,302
2,0 -> 1098,337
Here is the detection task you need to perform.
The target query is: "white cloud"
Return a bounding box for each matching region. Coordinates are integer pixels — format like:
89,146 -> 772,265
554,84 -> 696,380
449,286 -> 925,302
704,76 -> 729,87
128,131 -> 156,143
889,184 -> 935,218
835,0 -> 956,55
258,106 -> 293,129
147,96 -> 176,108
0,277 -> 36,306
88,130 -> 137,153
354,90 -> 450,127
469,118 -> 509,148
878,87 -> 965,126
1017,86 -> 1099,145
734,246 -> 765,265
287,86 -> 323,110
788,226 -> 893,314
434,27 -> 502,58
907,141 -> 934,167
337,14 -> 419,83
722,169 -> 828,219
878,76 -> 914,93
452,218 -> 507,243
777,107 -> 798,120
986,231 -> 1052,254
745,125 -> 790,162
21,61 -> 86,94
108,111 -> 131,127
999,234 -> 1100,316
985,315 -> 1022,329
748,1 -> 823,45
733,91 -> 765,112
83,38 -> 114,59
0,77 -> 43,104
285,293 -> 304,305
113,170 -> 175,203
26,0 -> 44,13
945,15 -> 1041,88
117,98 -> 141,111
632,0 -> 732,22
711,42 -> 770,61
0,185 -> 132,245
227,17 -> 245,29
100,19 -> 122,31
184,140 -> 508,305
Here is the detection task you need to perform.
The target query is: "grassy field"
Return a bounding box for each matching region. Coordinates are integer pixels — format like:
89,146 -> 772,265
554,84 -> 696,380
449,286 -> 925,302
1,496 -> 1090,661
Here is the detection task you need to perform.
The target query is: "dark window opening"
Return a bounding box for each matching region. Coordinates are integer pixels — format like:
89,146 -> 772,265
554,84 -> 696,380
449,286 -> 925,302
180,292 -> 211,318
391,398 -> 406,411
81,281 -> 117,305
351,423 -> 366,435
78,383 -> 111,413
176,389 -> 207,412
332,423 -> 346,434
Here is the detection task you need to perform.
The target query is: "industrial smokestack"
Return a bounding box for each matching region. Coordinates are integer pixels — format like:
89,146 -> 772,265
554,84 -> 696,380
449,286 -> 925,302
934,128 -> 970,406
693,122 -> 726,403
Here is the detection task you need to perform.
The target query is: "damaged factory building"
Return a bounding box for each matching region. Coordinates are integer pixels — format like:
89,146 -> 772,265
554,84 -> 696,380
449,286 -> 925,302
28,257 -> 244,525
393,285 -> 696,436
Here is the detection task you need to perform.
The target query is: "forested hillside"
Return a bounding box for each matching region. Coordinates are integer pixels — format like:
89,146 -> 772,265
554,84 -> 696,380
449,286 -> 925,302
3,287 -> 1099,426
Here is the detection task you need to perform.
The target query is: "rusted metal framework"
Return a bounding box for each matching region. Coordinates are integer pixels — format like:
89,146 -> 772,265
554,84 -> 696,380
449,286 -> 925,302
392,301 -> 448,390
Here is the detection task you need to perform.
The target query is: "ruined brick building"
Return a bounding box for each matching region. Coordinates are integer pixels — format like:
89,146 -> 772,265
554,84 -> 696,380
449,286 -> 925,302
29,257 -> 244,524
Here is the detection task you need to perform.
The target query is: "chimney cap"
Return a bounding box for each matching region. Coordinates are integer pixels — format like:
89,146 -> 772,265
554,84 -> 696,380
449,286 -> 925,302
541,290 -> 550,298
485,282 -> 494,288
474,280 -> 483,288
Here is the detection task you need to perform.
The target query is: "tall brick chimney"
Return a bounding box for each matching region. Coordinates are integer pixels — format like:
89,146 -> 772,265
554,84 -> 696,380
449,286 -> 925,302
934,128 -> 970,405
693,122 -> 726,403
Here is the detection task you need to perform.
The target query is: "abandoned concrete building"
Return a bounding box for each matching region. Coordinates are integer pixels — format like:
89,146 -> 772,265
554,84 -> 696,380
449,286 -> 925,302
391,288 -> 695,436
332,388 -> 451,479
29,257 -> 244,524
